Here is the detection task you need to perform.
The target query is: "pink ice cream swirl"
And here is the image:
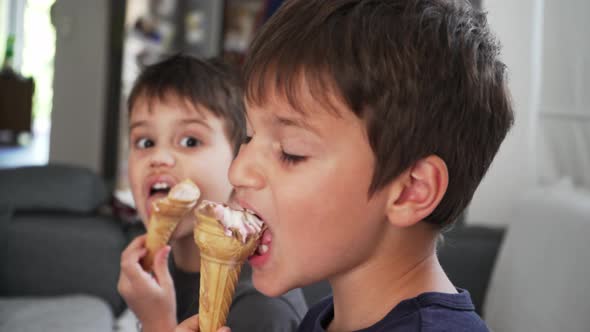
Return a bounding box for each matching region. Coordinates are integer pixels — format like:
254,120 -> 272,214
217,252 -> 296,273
198,200 -> 264,243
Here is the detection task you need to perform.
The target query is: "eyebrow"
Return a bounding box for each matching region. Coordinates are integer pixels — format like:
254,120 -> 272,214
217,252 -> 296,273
129,118 -> 212,132
271,115 -> 321,137
129,121 -> 147,131
178,118 -> 212,131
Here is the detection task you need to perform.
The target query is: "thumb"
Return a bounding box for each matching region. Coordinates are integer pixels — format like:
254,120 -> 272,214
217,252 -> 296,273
217,327 -> 231,332
153,245 -> 173,289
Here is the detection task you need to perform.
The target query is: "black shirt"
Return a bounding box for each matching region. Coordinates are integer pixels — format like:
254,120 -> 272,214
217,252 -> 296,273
297,289 -> 489,332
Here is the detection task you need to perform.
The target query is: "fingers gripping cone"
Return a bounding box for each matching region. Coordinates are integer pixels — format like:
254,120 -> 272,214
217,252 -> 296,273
142,179 -> 200,271
194,203 -> 262,332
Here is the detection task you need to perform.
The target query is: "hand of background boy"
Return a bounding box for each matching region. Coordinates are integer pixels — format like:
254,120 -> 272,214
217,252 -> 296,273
175,314 -> 231,332
118,235 -> 177,332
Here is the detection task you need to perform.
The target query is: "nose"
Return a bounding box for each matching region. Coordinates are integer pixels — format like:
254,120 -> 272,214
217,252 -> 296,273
229,142 -> 265,191
149,147 -> 175,168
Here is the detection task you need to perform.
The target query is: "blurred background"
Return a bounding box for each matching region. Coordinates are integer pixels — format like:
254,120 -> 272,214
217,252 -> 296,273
0,1 -> 588,331
0,0 -> 279,192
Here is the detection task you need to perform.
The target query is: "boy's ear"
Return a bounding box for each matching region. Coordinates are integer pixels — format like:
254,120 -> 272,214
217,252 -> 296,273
385,155 -> 448,228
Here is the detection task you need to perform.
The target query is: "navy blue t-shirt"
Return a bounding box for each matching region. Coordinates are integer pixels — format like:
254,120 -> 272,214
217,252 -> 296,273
297,289 -> 489,332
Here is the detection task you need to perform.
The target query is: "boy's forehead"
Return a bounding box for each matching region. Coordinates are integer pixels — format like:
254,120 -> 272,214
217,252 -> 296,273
133,91 -> 210,118
244,71 -> 348,120
244,84 -> 364,139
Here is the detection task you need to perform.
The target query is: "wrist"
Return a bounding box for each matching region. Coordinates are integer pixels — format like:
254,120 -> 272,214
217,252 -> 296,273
141,316 -> 177,332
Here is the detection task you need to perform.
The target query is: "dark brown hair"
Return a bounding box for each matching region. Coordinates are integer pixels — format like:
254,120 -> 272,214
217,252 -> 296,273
128,54 -> 245,155
243,0 -> 514,226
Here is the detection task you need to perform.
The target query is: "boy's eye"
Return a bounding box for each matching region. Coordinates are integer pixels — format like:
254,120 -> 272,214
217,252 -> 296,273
280,151 -> 307,165
243,135 -> 253,144
180,136 -> 201,148
135,137 -> 154,149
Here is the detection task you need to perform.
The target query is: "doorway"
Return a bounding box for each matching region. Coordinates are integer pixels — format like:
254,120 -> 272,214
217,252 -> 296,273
0,0 -> 55,168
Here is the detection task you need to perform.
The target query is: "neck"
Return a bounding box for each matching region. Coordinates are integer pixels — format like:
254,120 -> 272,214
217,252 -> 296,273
171,234 -> 201,273
327,223 -> 455,332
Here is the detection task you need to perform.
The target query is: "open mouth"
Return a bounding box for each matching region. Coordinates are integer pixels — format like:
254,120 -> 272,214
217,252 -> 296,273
241,208 -> 270,256
229,202 -> 272,265
145,180 -> 176,216
149,182 -> 171,197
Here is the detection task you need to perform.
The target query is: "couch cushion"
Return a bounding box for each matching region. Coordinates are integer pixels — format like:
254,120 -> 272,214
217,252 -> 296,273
0,164 -> 108,213
0,295 -> 113,332
0,213 -> 127,316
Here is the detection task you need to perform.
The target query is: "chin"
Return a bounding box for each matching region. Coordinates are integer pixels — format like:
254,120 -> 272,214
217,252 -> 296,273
252,272 -> 295,297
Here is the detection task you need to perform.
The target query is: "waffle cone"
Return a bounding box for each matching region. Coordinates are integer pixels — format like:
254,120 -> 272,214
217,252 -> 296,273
194,211 -> 259,332
142,198 -> 196,271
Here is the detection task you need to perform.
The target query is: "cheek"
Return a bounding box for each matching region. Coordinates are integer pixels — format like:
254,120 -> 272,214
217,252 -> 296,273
186,151 -> 233,202
198,175 -> 232,202
277,198 -> 372,284
278,183 -> 352,245
289,164 -> 372,219
278,162 -> 375,254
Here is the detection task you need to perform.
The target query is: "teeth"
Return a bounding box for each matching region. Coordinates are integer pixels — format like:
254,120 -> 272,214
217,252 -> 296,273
257,244 -> 269,255
152,182 -> 170,190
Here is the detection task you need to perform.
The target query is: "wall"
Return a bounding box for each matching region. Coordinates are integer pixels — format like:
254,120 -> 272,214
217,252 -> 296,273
540,1 -> 589,114
49,0 -> 109,174
466,0 -> 542,224
536,0 -> 590,187
469,0 -> 590,225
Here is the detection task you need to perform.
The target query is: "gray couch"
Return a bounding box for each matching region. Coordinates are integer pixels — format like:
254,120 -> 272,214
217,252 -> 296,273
0,165 -> 128,332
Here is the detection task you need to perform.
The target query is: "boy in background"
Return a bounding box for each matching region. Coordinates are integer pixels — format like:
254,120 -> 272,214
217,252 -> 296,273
117,54 -> 307,332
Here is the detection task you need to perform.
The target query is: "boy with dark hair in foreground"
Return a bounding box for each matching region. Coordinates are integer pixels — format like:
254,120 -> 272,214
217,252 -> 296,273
179,0 -> 513,330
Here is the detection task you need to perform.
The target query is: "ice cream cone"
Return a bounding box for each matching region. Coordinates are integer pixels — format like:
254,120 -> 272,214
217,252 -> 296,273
194,205 -> 262,332
141,179 -> 200,271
